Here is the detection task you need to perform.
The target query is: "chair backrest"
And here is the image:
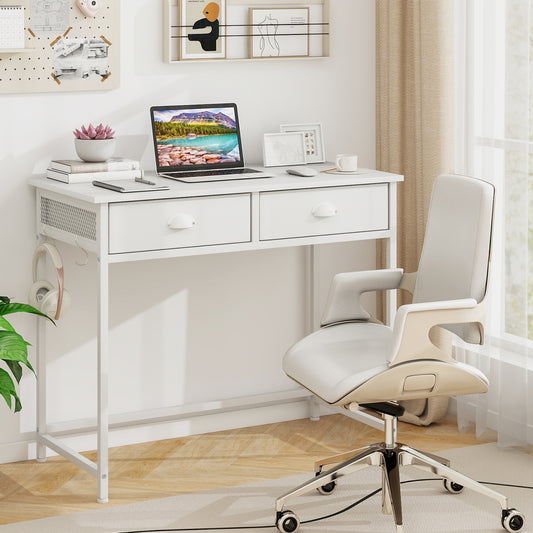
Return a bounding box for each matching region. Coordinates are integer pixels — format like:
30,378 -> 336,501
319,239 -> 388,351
412,174 -> 495,344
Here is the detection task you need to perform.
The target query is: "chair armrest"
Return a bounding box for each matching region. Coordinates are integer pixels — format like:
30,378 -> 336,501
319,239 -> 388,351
321,268 -> 404,326
388,297 -> 485,365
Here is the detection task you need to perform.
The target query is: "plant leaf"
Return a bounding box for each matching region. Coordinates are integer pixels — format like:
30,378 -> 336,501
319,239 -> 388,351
5,360 -> 23,383
0,331 -> 35,374
0,302 -> 55,324
0,315 -> 15,332
0,368 -> 21,412
0,330 -> 29,359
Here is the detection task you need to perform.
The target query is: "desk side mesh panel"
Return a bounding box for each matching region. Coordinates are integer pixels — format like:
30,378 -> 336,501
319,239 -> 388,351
40,197 -> 97,241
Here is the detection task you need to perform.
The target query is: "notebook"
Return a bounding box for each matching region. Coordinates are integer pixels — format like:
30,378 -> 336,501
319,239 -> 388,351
150,103 -> 270,183
0,6 -> 24,49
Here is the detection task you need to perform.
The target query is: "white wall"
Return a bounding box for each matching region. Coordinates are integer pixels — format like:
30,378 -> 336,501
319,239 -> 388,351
0,0 -> 376,462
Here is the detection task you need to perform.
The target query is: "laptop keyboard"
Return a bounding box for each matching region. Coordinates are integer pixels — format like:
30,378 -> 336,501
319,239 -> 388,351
164,168 -> 261,179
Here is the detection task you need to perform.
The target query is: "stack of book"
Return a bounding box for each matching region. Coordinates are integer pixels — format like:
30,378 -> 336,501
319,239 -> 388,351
46,158 -> 142,183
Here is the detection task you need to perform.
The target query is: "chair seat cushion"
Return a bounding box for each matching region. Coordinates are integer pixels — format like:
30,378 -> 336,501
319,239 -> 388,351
283,321 -> 392,404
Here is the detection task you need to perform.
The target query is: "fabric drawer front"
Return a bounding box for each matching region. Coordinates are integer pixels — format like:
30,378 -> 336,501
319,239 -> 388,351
109,194 -> 251,253
259,185 -> 389,241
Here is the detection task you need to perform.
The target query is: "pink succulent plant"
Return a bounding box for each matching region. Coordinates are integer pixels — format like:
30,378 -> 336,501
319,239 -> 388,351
73,123 -> 115,140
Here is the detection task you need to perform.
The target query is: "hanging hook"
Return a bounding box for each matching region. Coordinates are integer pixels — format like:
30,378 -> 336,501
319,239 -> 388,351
74,238 -> 89,266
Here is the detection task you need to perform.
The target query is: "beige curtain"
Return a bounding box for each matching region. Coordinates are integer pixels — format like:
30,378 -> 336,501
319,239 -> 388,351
376,0 -> 455,425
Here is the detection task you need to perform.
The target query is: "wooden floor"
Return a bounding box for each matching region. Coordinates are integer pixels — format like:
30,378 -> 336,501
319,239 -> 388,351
0,413 -> 492,526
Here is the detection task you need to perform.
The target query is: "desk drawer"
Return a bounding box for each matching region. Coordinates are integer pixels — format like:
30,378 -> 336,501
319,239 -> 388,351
109,194 -> 251,253
259,184 -> 389,241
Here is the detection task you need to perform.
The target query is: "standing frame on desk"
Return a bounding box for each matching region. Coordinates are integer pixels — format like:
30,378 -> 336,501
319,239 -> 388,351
280,123 -> 325,164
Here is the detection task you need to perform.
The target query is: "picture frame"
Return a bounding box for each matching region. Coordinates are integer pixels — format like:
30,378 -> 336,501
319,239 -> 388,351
249,7 -> 309,59
263,132 -> 306,167
179,0 -> 226,60
280,123 -> 325,163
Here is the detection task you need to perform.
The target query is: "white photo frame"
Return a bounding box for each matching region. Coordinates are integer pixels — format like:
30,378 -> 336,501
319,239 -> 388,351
179,0 -> 226,60
280,123 -> 325,163
263,132 -> 306,167
249,7 -> 309,59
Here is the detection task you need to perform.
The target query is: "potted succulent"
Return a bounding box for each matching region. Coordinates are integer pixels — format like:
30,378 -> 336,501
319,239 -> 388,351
0,296 -> 53,412
73,123 -> 116,162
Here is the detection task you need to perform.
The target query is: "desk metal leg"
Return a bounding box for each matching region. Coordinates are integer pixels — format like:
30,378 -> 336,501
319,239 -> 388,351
96,256 -> 109,502
306,245 -> 321,421
36,317 -> 47,462
305,245 -> 320,335
386,182 -> 398,326
96,204 -> 110,503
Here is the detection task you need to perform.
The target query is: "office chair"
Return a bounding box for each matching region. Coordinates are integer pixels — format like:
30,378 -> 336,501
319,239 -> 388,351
275,175 -> 525,533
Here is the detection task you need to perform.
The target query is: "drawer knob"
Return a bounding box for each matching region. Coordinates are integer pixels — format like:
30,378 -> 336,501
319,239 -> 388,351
312,202 -> 338,218
168,213 -> 196,230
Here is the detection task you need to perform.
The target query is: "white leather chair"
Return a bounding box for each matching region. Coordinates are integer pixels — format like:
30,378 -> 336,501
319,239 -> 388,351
275,175 -> 525,533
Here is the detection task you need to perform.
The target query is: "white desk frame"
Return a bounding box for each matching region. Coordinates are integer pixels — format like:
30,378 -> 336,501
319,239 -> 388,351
30,165 -> 403,502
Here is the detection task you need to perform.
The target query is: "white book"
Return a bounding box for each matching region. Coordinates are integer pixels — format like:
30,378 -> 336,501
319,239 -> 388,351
46,168 -> 142,183
0,6 -> 24,50
49,158 -> 141,173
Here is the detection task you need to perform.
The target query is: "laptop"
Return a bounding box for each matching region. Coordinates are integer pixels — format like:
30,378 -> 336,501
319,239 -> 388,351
150,103 -> 270,183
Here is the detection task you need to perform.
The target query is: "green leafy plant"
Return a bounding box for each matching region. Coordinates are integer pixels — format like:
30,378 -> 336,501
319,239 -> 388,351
0,296 -> 54,412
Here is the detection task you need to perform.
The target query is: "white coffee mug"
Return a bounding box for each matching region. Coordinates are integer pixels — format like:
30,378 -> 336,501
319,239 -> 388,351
335,154 -> 358,172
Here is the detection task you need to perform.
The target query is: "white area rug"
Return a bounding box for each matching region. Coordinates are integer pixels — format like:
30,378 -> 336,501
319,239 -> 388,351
1,443 -> 532,533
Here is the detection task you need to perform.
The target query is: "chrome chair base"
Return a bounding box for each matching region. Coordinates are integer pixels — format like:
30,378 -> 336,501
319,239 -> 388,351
275,414 -> 524,533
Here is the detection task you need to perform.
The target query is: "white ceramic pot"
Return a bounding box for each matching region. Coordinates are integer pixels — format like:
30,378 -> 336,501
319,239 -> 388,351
74,138 -> 116,162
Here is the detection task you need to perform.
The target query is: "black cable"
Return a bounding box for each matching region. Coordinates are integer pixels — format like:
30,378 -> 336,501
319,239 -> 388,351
299,486 -> 383,525
480,481 -> 533,491
117,477 -> 533,533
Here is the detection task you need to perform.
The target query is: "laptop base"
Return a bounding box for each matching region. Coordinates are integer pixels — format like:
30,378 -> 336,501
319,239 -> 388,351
160,167 -> 271,183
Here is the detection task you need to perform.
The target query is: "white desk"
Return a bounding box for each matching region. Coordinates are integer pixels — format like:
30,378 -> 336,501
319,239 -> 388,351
30,164 -> 403,502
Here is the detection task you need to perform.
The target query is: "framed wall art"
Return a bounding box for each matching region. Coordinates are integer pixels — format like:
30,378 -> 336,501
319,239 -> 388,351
280,123 -> 325,163
263,132 -> 306,167
179,0 -> 226,60
249,7 -> 309,59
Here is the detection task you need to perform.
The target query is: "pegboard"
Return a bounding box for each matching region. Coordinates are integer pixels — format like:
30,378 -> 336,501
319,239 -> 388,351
0,0 -> 119,94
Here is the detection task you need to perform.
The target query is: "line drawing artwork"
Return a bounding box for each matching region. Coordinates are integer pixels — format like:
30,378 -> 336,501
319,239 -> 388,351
258,14 -> 280,57
250,7 -> 309,58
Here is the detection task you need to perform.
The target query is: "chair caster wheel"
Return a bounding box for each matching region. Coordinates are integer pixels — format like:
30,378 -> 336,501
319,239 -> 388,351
316,479 -> 337,495
502,508 -> 525,532
277,510 -> 300,533
443,479 -> 464,494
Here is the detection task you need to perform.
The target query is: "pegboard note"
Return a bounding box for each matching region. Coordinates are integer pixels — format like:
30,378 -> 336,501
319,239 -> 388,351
0,0 -> 120,94
0,6 -> 24,49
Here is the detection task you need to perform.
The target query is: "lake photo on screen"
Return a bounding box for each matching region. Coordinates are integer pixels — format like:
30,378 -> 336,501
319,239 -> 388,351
154,107 -> 241,167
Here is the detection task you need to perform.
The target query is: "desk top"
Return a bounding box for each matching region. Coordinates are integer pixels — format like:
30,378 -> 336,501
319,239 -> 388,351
29,164 -> 403,204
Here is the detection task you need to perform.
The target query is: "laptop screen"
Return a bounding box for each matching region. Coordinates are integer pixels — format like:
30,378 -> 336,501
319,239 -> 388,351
150,103 -> 245,173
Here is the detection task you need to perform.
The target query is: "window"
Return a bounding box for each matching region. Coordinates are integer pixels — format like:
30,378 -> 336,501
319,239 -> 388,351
456,0 -> 533,342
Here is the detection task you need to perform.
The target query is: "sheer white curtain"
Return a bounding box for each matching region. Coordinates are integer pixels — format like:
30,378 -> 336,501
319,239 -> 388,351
455,0 -> 532,447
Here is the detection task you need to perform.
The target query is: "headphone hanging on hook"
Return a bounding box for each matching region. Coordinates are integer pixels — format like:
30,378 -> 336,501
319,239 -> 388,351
29,243 -> 71,320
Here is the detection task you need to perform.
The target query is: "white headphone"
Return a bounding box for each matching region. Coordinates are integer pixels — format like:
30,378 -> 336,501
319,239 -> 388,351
29,243 -> 71,320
